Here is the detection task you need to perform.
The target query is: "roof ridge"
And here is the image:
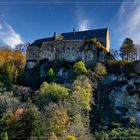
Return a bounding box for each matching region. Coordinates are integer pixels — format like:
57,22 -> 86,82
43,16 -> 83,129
61,28 -> 108,34
31,28 -> 108,46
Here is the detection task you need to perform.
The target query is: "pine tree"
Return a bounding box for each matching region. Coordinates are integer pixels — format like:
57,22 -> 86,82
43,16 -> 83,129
120,38 -> 136,61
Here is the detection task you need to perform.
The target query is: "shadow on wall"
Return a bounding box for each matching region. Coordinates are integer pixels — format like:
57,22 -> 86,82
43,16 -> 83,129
134,60 -> 140,73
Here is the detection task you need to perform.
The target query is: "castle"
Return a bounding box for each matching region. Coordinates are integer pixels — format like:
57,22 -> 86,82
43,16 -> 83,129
26,28 -> 112,69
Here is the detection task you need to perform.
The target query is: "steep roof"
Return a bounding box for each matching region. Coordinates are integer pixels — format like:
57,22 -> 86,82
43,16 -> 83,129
31,28 -> 108,46
31,37 -> 54,46
61,28 -> 107,40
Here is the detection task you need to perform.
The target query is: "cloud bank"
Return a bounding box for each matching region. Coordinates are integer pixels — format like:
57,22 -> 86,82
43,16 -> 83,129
0,19 -> 24,48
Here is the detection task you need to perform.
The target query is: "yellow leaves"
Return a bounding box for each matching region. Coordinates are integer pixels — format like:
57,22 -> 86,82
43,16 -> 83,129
72,75 -> 93,112
39,82 -> 69,102
73,61 -> 88,76
40,82 -> 49,94
52,105 -> 69,127
94,63 -> 107,77
0,49 -> 26,67
0,49 -> 26,85
65,135 -> 77,140
43,103 -> 70,137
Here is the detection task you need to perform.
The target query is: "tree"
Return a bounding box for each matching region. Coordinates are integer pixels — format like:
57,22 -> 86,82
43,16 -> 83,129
0,119 -> 7,140
42,103 -> 69,137
64,75 -> 93,137
94,63 -> 107,78
95,128 -> 140,140
12,85 -> 32,102
0,93 -> 22,115
47,68 -> 55,82
73,61 -> 87,76
0,49 -> 26,89
72,75 -> 93,112
36,82 -> 69,109
20,108 -> 41,138
8,108 -> 41,140
120,38 -> 137,61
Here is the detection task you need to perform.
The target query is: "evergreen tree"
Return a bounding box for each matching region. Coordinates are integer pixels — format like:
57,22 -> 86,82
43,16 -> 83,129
120,38 -> 136,61
8,108 -> 41,140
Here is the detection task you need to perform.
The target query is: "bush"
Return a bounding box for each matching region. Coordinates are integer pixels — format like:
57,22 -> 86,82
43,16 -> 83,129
65,135 -> 77,140
95,128 -> 140,140
106,60 -> 133,75
47,68 -> 55,82
94,63 -> 107,78
0,93 -> 22,115
73,61 -> 87,76
36,82 -> 69,108
110,122 -> 121,129
12,85 -> 32,102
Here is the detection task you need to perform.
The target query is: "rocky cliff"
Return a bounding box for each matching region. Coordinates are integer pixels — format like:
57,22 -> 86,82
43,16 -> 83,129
91,71 -> 140,131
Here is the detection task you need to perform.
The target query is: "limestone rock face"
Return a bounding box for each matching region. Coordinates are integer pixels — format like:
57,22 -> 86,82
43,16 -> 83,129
109,75 -> 140,125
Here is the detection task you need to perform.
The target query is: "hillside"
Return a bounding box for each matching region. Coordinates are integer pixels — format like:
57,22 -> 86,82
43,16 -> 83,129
0,47 -> 140,139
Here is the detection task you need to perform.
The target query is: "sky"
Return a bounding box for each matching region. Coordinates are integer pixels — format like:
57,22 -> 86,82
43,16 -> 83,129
0,0 -> 140,49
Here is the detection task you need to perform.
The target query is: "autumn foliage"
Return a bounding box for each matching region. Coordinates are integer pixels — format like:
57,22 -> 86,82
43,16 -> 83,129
0,49 -> 26,90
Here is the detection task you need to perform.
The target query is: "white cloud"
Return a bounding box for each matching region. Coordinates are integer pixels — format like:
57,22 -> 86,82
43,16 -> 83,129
76,6 -> 90,31
0,20 -> 24,48
78,19 -> 89,31
117,0 -> 140,45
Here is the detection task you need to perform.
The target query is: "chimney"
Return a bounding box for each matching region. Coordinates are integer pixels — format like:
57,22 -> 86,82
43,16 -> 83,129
73,28 -> 75,35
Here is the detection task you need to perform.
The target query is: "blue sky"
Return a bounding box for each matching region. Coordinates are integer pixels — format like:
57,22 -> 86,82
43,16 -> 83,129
0,0 -> 140,49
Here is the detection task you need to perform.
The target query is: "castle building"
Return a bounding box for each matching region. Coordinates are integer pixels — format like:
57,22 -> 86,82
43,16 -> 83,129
26,28 -> 111,68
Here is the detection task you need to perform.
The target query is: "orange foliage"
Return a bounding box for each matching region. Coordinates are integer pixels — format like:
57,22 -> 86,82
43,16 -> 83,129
0,49 -> 26,67
0,49 -> 26,84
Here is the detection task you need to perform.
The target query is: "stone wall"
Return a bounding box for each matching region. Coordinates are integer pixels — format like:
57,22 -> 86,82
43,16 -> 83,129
26,39 -> 108,68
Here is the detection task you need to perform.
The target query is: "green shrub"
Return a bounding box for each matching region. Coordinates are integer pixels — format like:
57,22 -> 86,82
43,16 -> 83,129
94,63 -> 107,78
95,128 -> 140,140
36,82 -> 69,108
110,122 -> 121,129
73,61 -> 87,76
47,68 -> 55,82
